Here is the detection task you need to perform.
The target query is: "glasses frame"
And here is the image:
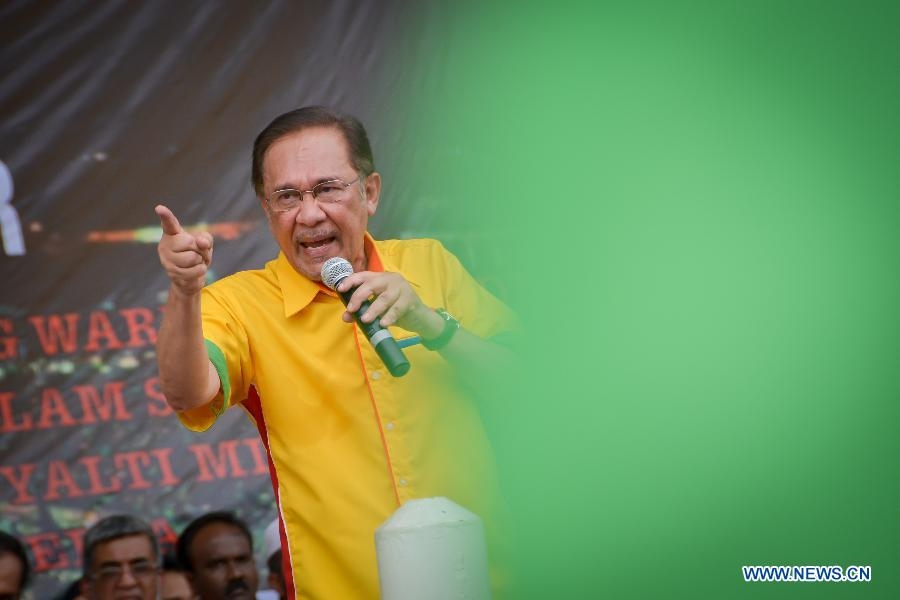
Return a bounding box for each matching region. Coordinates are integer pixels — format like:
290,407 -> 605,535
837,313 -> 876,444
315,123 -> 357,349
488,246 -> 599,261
90,559 -> 159,585
265,175 -> 363,213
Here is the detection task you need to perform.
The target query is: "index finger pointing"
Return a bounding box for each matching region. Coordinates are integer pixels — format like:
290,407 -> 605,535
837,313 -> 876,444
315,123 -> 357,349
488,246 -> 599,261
155,204 -> 183,236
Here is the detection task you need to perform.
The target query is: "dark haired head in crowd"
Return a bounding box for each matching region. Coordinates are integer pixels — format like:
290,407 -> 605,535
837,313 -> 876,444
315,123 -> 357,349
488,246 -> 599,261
177,511 -> 258,600
159,554 -> 191,600
266,549 -> 286,600
0,530 -> 30,600
80,515 -> 159,600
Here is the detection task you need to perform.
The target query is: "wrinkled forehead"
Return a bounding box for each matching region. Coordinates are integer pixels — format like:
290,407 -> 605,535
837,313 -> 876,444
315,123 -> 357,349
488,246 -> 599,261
262,126 -> 354,189
190,524 -> 252,562
91,534 -> 156,566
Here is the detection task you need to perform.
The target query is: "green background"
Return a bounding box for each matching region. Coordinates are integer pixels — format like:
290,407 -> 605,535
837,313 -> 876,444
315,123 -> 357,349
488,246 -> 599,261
404,1 -> 900,597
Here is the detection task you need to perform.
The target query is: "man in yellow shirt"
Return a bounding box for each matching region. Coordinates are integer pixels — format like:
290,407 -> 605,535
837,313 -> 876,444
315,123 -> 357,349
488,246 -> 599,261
154,106 -> 515,598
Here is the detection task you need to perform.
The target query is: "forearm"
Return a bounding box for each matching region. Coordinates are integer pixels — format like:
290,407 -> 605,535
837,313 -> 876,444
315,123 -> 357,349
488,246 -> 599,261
434,327 -> 518,384
416,307 -> 518,384
157,286 -> 220,411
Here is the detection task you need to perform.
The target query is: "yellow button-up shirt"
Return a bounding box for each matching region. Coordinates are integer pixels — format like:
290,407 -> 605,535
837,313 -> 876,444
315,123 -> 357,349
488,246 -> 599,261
178,236 -> 514,599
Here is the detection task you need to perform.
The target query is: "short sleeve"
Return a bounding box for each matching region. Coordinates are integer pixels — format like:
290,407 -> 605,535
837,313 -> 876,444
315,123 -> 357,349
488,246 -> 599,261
436,243 -> 520,340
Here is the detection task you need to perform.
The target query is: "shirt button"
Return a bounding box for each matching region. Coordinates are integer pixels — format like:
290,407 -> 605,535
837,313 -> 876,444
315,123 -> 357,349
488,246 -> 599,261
371,370 -> 382,380
385,422 -> 395,431
398,478 -> 408,486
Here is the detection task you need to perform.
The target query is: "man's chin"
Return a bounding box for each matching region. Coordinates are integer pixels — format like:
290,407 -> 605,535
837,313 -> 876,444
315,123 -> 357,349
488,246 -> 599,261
287,257 -> 324,282
292,246 -> 342,281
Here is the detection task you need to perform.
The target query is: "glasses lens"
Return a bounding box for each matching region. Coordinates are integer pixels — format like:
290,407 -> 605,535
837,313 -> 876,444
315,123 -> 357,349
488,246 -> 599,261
96,566 -> 123,583
132,561 -> 156,577
269,189 -> 302,212
314,179 -> 348,203
95,560 -> 156,583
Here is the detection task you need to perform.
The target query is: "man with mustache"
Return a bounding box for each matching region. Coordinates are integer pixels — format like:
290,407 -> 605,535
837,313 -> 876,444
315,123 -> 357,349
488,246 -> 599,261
176,512 -> 259,600
155,106 -> 516,598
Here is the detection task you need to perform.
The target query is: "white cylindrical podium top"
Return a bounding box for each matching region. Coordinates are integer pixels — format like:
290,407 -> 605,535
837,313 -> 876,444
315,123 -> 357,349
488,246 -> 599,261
375,497 -> 491,600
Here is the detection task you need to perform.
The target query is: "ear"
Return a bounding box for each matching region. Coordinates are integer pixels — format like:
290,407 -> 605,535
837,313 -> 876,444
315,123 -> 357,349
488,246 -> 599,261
258,195 -> 276,234
186,570 -> 200,596
363,172 -> 381,216
267,572 -> 285,596
80,577 -> 93,599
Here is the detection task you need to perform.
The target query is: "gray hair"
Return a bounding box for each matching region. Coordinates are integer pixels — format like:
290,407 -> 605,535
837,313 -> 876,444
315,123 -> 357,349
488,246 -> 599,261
82,515 -> 160,573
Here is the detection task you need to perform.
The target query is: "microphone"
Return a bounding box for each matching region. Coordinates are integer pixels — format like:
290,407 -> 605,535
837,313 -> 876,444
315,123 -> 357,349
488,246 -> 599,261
321,257 -> 411,377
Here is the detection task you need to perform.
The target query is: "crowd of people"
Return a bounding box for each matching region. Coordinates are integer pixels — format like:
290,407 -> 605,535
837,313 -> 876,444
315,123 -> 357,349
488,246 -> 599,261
0,512 -> 286,600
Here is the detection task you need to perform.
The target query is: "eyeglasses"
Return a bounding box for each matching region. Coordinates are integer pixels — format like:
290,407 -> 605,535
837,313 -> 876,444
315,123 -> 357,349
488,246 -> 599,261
91,560 -> 158,584
266,176 -> 362,213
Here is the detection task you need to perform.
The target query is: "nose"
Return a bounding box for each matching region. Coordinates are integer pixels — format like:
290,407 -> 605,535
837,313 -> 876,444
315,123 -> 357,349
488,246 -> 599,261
226,561 -> 239,579
294,192 -> 327,226
226,559 -> 250,580
117,565 -> 139,587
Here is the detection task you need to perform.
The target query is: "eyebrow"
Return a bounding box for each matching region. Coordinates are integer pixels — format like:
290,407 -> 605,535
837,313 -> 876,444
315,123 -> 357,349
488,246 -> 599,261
271,176 -> 345,192
96,558 -> 153,568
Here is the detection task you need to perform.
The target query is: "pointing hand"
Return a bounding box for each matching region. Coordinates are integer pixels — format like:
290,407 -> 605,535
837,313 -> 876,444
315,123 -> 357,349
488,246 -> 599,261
155,204 -> 213,296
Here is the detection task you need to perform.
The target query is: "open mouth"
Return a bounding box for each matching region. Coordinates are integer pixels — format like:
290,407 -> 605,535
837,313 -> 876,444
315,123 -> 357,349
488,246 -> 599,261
298,236 -> 335,250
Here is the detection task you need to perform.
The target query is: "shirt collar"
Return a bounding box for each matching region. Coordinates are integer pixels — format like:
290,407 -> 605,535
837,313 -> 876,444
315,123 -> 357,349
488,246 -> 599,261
275,232 -> 390,318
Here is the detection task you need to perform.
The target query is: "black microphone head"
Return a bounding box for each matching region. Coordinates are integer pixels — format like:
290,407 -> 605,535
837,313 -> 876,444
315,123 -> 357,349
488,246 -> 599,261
321,257 -> 353,290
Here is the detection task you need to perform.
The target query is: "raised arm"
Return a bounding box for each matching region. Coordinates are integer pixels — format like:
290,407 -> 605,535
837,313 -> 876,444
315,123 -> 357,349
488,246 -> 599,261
154,204 -> 221,411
